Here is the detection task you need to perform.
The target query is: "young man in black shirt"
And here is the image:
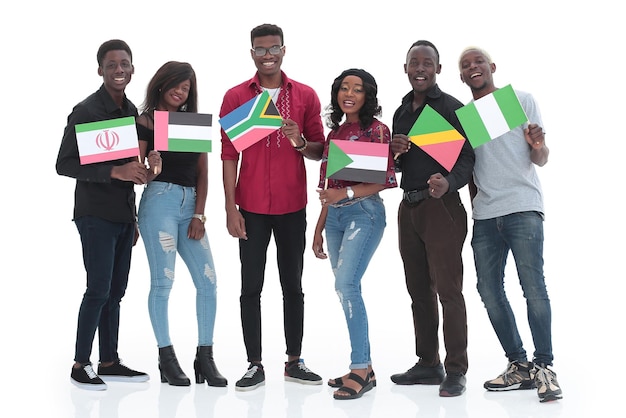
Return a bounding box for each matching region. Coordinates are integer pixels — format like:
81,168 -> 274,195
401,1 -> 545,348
56,39 -> 154,391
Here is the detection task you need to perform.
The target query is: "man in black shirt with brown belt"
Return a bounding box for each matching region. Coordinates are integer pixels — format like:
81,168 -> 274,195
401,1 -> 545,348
389,40 -> 474,397
56,39 -> 153,391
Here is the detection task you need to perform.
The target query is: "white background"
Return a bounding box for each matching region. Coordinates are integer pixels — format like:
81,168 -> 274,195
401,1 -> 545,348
2,0 -> 623,416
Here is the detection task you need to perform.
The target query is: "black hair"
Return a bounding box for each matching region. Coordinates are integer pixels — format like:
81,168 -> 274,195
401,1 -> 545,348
141,61 -> 198,113
326,69 -> 381,131
407,40 -> 440,65
97,39 -> 132,66
250,23 -> 284,46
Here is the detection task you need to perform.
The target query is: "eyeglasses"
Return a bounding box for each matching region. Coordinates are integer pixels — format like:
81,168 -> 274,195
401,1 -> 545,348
251,45 -> 284,57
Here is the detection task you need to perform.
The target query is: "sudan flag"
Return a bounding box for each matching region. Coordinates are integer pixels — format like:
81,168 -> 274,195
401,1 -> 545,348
455,84 -> 528,148
408,105 -> 466,172
326,140 -> 389,184
154,111 -> 212,152
219,90 -> 283,152
75,116 -> 139,165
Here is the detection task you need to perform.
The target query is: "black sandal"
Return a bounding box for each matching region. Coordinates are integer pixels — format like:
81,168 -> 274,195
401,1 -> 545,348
328,370 -> 376,388
332,372 -> 374,400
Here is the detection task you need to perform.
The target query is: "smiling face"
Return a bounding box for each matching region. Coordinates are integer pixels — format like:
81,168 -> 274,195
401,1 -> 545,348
159,80 -> 191,112
98,49 -> 133,97
251,34 -> 284,86
337,75 -> 366,123
459,49 -> 496,99
404,44 -> 441,94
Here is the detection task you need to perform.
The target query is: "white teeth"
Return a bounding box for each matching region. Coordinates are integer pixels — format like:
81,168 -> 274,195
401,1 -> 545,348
470,73 -> 481,78
262,62 -> 274,67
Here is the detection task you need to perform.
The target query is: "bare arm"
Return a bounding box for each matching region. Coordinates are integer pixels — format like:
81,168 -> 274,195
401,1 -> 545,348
525,124 -> 549,167
222,159 -> 246,239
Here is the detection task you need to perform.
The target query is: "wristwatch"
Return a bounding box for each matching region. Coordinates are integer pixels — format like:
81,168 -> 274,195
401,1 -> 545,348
346,186 -> 354,200
192,214 -> 206,224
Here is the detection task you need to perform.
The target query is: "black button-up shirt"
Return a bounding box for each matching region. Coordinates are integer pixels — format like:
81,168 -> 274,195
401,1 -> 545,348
56,84 -> 139,223
392,84 -> 474,193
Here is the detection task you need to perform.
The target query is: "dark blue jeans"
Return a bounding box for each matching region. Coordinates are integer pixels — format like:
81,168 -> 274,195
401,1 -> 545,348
238,209 -> 306,362
472,211 -> 553,366
74,216 -> 134,365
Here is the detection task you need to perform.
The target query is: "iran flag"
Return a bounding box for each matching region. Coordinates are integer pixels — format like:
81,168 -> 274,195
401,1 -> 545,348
75,116 -> 139,165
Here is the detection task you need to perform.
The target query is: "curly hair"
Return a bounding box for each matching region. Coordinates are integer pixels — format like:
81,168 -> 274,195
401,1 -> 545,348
325,69 -> 381,131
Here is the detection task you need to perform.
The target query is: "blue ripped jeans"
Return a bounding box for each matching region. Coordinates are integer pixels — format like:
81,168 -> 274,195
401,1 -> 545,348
472,211 -> 553,366
138,181 -> 218,348
325,194 -> 386,369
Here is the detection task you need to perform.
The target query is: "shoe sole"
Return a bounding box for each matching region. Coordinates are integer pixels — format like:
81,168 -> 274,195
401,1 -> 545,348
333,381 -> 374,400
439,387 -> 466,397
284,376 -> 323,385
484,382 -> 536,391
100,375 -> 150,383
71,378 -> 107,391
235,381 -> 265,392
539,394 -> 563,403
391,378 -> 443,385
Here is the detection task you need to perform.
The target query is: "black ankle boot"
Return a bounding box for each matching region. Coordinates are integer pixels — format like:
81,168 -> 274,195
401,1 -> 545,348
194,346 -> 227,387
158,345 -> 190,386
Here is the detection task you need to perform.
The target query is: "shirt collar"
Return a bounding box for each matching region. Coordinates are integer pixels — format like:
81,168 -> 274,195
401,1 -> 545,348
248,70 -> 292,92
401,83 -> 442,106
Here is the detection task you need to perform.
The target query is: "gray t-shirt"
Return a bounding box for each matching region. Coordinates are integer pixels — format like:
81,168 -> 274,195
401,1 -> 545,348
472,90 -> 545,220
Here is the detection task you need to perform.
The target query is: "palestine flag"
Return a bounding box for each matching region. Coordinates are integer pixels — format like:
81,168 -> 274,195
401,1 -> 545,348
219,90 -> 283,152
154,111 -> 213,152
455,84 -> 528,148
326,140 -> 389,184
408,105 -> 466,172
75,116 -> 139,165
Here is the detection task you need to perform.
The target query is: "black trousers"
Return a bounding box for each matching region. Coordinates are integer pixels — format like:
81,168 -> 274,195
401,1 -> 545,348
239,208 -> 306,362
397,192 -> 469,374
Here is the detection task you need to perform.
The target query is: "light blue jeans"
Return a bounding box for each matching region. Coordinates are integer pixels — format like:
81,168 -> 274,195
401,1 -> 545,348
325,194 -> 386,369
472,211 -> 553,366
138,181 -> 218,348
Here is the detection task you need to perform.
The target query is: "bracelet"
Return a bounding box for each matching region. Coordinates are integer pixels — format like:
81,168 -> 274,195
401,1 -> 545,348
294,136 -> 307,151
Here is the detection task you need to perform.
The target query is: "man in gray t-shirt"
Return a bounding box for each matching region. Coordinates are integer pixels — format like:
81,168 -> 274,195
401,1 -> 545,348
459,47 -> 562,403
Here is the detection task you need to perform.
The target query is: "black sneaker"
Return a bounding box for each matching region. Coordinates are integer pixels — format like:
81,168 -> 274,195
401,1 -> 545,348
235,363 -> 265,392
284,359 -> 322,385
439,372 -> 466,397
390,362 -> 445,385
71,363 -> 107,391
533,364 -> 563,402
97,359 -> 150,382
484,361 -> 536,391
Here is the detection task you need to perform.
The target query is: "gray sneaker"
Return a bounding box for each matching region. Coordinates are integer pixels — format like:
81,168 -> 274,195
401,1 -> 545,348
484,361 -> 535,391
235,363 -> 265,392
533,364 -> 563,402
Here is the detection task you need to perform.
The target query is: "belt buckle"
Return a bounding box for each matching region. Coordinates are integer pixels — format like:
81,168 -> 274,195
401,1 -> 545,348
404,189 -> 428,204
